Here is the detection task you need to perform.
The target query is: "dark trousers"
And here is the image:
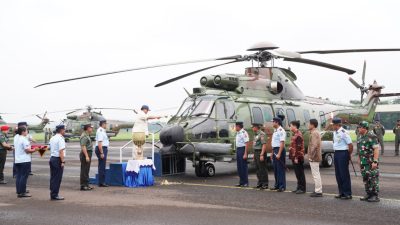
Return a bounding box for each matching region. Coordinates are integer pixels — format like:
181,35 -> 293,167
0,151 -> 6,181
293,159 -> 306,191
254,150 -> 268,186
80,151 -> 92,187
95,146 -> 108,185
334,151 -> 352,196
15,162 -> 31,194
236,147 -> 248,185
49,157 -> 64,198
395,139 -> 399,155
272,147 -> 286,189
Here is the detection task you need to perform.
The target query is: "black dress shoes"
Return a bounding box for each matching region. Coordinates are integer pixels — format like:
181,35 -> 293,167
99,183 -> 109,187
341,195 -> 352,200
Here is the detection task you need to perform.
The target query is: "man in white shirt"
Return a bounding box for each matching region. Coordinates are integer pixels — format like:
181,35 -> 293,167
95,120 -> 109,187
235,121 -> 249,187
49,125 -> 66,201
270,117 -> 287,192
132,105 -> 160,160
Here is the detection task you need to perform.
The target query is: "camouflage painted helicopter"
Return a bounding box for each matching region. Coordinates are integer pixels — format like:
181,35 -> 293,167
56,105 -> 135,142
35,42 -> 400,177
1,112 -> 51,138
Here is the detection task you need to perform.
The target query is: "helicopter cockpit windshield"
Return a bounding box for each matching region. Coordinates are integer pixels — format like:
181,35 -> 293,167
190,100 -> 214,117
175,97 -> 216,118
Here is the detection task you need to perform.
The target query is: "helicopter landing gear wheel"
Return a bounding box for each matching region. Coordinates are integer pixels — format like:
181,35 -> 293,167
195,162 -> 215,177
205,163 -> 215,177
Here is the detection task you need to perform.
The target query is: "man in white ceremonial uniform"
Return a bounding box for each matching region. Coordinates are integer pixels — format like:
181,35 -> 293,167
132,105 -> 160,160
95,120 -> 109,187
49,125 -> 66,200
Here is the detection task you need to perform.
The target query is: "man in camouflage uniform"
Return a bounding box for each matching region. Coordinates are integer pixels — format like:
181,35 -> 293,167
357,121 -> 380,202
372,120 -> 385,155
252,123 -> 268,189
393,119 -> 400,156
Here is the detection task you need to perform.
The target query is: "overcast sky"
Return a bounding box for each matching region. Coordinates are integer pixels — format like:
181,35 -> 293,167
1,0 -> 399,124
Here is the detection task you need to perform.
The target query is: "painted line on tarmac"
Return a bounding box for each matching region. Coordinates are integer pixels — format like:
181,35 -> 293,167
178,182 -> 400,203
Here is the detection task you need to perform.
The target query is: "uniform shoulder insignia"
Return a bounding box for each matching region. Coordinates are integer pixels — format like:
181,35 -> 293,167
341,129 -> 346,133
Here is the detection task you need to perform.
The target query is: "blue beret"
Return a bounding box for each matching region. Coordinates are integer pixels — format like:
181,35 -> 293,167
332,118 -> 342,124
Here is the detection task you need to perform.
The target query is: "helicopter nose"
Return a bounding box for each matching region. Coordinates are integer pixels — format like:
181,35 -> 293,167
160,125 -> 184,146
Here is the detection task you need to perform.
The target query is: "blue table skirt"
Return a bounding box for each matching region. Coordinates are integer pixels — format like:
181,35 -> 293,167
124,165 -> 154,188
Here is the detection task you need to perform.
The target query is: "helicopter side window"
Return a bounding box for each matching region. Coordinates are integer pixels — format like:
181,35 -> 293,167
303,110 -> 311,123
286,108 -> 296,124
215,102 -> 226,119
252,107 -> 264,125
262,106 -> 273,122
224,101 -> 235,120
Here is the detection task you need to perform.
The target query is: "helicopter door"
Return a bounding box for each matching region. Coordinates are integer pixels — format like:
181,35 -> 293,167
215,99 -> 235,144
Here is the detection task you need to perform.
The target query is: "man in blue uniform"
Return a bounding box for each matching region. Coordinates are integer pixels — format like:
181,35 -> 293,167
270,117 -> 287,192
95,120 -> 109,187
235,122 -> 249,187
332,118 -> 354,200
49,125 -> 66,200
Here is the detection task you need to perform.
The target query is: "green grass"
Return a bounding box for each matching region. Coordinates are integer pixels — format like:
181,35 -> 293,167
349,131 -> 395,142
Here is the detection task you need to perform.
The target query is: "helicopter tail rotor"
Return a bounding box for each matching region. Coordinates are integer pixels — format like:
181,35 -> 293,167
348,61 -> 369,103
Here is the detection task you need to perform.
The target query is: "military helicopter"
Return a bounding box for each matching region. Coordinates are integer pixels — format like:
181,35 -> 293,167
57,105 -> 135,142
1,112 -> 52,138
35,42 -> 400,177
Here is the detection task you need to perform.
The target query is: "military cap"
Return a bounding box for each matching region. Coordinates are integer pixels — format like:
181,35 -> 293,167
141,105 -> 150,111
99,120 -> 107,126
251,123 -> 262,128
359,121 -> 369,129
17,121 -> 28,127
397,119 -> 400,122
332,118 -> 342,124
235,121 -> 244,126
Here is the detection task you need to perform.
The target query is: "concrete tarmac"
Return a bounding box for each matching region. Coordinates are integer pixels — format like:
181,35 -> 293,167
0,141 -> 399,225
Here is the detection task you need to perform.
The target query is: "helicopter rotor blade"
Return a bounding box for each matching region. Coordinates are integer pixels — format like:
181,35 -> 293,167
362,60 -> 366,86
283,57 -> 356,74
348,77 -> 363,89
155,60 -> 240,87
34,56 -> 242,88
377,93 -> 400,98
298,48 -> 400,54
